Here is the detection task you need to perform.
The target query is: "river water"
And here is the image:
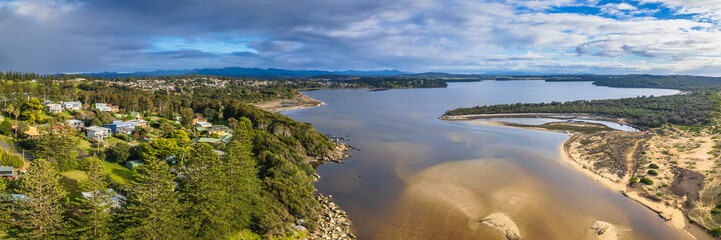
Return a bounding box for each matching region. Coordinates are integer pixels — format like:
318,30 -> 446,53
283,81 -> 702,240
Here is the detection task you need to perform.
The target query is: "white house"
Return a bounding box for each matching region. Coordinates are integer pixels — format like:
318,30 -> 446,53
95,103 -> 112,112
66,119 -> 85,130
86,126 -> 111,140
61,101 -> 82,110
45,103 -> 63,113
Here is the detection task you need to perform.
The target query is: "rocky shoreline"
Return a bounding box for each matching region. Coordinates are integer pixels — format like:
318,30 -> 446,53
309,138 -> 353,167
310,194 -> 357,240
309,139 -> 356,239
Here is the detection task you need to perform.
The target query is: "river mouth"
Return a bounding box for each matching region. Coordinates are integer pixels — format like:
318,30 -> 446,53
284,81 -> 692,239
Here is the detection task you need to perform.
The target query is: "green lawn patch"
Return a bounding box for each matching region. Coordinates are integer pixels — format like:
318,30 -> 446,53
102,161 -> 136,186
59,170 -> 87,200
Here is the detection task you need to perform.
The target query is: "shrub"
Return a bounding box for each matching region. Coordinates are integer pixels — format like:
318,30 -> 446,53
711,228 -> 721,237
649,163 -> 659,169
640,177 -> 654,185
647,170 -> 658,176
629,177 -> 638,184
0,149 -> 24,168
656,192 -> 664,197
712,209 -> 720,214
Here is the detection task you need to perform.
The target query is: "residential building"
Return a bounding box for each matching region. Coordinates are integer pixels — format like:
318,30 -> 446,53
128,119 -> 149,128
61,101 -> 82,110
23,126 -> 40,139
95,103 -> 112,112
208,125 -> 233,137
45,103 -> 63,113
130,112 -> 143,120
66,119 -> 85,131
86,126 -> 111,140
195,121 -> 212,128
81,189 -> 125,208
196,133 -> 233,144
192,117 -> 207,125
0,167 -> 15,180
126,160 -> 144,170
104,120 -> 136,134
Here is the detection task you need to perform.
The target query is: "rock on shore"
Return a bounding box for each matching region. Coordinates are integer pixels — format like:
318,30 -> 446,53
311,194 -> 356,240
478,213 -> 521,240
590,221 -> 618,240
309,139 -> 352,167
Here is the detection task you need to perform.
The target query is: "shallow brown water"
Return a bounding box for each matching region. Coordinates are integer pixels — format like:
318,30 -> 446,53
284,81 -> 708,239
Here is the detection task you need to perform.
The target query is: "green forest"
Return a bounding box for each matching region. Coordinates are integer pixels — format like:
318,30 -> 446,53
0,73 -> 339,239
445,89 -> 721,128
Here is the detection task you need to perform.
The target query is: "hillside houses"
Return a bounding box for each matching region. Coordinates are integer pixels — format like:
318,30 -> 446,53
86,126 -> 111,140
66,119 -> 85,131
61,101 -> 82,110
104,121 -> 135,135
95,103 -> 119,112
45,103 -> 63,113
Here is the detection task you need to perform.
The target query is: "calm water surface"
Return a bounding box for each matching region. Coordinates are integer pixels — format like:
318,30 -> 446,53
284,81 -> 701,240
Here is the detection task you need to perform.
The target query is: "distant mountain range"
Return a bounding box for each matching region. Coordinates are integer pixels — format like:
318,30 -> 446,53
76,67 -> 411,78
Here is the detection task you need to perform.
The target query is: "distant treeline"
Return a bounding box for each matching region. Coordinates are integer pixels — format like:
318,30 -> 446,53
342,77 -> 447,89
445,89 -> 721,128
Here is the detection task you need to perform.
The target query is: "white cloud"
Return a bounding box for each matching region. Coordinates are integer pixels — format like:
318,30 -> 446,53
1,0 -> 721,76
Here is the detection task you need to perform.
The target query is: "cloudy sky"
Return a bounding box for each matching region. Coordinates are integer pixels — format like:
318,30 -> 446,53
1,0 -> 721,75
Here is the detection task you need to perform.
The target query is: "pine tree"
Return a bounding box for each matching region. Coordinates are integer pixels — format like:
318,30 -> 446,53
15,159 -> 67,239
225,122 -> 261,230
72,158 -> 113,239
181,143 -> 232,239
119,156 -> 185,239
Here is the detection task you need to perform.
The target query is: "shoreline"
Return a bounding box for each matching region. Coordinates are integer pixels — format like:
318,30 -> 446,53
468,119 -> 705,240
254,92 -> 325,113
558,137 -> 696,239
440,113 -> 634,128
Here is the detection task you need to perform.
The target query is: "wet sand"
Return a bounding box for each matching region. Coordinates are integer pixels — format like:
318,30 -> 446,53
253,92 -> 325,112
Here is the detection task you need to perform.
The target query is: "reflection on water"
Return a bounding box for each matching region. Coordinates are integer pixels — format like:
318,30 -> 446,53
283,81 -> 695,239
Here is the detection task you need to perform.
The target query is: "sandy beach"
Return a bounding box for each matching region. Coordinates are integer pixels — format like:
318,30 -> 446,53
471,119 -> 701,239
254,92 -> 325,112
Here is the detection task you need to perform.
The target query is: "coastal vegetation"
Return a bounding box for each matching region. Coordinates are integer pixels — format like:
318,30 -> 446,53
445,89 -> 721,128
0,72 -> 351,239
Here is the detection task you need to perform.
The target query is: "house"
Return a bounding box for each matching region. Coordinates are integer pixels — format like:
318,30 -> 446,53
126,160 -> 144,170
104,121 -> 135,134
110,105 -> 120,113
81,189 -> 125,209
196,133 -> 233,144
130,112 -> 143,120
128,119 -> 149,128
0,167 -> 15,180
45,103 -> 63,113
66,119 -> 85,131
86,126 -> 111,140
0,115 -> 4,121
61,101 -> 82,110
41,100 -> 55,105
95,103 -> 112,112
207,125 -> 233,137
23,126 -> 40,139
192,117 -> 207,125
195,121 -> 212,128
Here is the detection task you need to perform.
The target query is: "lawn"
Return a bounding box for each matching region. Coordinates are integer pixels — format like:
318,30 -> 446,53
106,136 -> 127,147
0,135 -> 14,146
102,160 -> 137,186
76,138 -> 97,154
59,170 -> 87,200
